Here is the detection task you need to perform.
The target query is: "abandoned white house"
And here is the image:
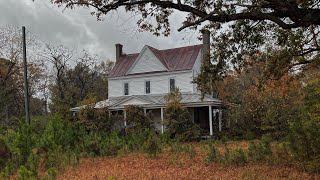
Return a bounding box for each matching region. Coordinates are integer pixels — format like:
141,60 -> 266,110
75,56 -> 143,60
71,31 -> 223,136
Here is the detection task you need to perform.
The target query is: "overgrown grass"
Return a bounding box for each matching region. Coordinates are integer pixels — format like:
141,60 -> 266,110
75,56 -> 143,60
1,116 -> 319,179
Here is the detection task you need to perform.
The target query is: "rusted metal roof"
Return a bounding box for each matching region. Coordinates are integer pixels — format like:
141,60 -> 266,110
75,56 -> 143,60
109,44 -> 202,78
108,53 -> 139,78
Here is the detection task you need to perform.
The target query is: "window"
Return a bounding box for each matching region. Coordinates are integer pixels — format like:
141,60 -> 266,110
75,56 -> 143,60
145,81 -> 151,94
169,78 -> 175,92
124,82 -> 129,95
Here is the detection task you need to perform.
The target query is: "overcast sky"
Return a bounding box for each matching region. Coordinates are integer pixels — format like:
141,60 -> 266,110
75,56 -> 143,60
0,0 -> 201,62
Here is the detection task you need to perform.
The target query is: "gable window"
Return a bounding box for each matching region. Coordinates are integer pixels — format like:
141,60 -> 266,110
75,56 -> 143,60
145,81 -> 151,94
169,78 -> 175,92
124,82 -> 129,95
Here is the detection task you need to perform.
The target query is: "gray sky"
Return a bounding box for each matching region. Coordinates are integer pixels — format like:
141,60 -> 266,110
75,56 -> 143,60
0,0 -> 201,61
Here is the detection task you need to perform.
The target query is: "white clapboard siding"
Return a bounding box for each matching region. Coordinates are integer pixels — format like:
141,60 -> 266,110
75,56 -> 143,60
108,71 -> 195,97
127,46 -> 167,75
192,49 -> 202,93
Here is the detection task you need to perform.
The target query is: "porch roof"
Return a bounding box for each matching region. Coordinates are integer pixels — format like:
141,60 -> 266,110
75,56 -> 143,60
70,93 -> 222,112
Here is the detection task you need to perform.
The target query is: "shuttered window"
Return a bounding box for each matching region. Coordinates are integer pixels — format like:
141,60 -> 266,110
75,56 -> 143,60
170,78 -> 175,92
124,83 -> 129,95
145,81 -> 151,94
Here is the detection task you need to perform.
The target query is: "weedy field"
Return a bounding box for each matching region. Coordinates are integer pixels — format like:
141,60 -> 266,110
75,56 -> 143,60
57,141 -> 319,180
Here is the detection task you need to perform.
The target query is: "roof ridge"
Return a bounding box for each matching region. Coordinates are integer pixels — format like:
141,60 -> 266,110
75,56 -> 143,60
158,44 -> 202,51
145,44 -> 202,52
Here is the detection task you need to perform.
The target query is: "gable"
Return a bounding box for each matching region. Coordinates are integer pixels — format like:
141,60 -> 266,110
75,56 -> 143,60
108,44 -> 203,78
127,46 -> 168,75
115,96 -> 153,107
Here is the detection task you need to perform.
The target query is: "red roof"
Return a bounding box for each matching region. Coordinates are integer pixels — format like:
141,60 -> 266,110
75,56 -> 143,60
109,44 -> 202,78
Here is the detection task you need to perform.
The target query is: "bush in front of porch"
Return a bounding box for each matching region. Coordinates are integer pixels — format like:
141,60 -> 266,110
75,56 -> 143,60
164,88 -> 201,142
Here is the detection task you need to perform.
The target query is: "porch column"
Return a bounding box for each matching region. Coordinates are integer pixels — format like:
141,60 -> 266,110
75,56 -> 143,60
144,108 -> 147,115
219,109 -> 222,132
108,110 -> 111,118
161,108 -> 164,134
124,110 -> 127,127
209,105 -> 213,136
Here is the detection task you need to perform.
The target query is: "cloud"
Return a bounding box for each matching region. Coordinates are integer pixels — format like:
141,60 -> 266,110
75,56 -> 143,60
0,0 -> 201,62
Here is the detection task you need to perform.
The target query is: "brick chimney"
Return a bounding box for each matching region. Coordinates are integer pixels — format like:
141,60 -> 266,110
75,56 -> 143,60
202,29 -> 210,60
115,43 -> 123,61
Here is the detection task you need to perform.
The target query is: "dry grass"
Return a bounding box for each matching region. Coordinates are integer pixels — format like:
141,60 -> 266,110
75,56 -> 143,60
57,141 -> 319,180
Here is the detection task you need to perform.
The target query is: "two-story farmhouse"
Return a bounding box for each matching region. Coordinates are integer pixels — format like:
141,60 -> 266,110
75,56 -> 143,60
71,31 -> 223,136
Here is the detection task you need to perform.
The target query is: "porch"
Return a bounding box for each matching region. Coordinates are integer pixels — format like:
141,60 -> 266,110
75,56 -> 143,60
71,92 -> 223,136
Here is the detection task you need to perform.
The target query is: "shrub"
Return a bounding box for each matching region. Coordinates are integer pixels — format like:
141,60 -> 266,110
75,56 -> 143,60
46,167 -> 58,180
4,123 -> 36,166
288,117 -> 320,161
0,160 -> 13,179
126,131 -> 147,152
17,165 -> 36,180
143,131 -> 161,158
273,142 -> 292,164
247,139 -> 272,162
230,147 -> 247,166
164,88 -> 201,141
287,72 -> 320,172
125,105 -> 153,134
243,130 -> 255,140
288,116 -> 320,173
0,138 -> 10,169
186,144 -> 196,160
101,132 -> 125,157
206,143 -> 221,164
224,145 -> 231,163
78,95 -> 116,133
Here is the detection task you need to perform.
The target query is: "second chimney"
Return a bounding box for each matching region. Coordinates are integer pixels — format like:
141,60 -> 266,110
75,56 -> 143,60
202,29 -> 210,60
115,43 -> 123,61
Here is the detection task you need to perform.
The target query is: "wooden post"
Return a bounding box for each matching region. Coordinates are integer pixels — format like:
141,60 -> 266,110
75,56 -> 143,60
219,109 -> 222,132
209,105 -> 213,136
161,108 -> 164,134
124,110 -> 127,127
22,26 -> 30,125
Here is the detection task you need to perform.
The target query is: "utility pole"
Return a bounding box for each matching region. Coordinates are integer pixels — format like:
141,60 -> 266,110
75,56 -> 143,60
22,26 -> 30,125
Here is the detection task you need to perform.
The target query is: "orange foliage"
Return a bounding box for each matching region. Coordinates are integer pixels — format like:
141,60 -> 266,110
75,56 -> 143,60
217,61 -> 304,138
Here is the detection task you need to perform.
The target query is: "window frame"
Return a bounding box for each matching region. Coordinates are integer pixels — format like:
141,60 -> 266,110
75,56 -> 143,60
124,82 -> 129,95
169,78 -> 175,92
145,80 -> 151,94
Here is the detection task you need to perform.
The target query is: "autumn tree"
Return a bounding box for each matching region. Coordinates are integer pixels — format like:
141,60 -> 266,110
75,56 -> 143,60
218,58 -> 304,139
0,26 -> 46,125
288,66 -> 320,172
43,44 -> 74,116
46,46 -> 113,117
65,51 -> 113,105
52,1 -> 319,65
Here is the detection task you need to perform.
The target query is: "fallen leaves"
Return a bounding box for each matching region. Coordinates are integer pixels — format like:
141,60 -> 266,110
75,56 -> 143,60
57,142 -> 319,180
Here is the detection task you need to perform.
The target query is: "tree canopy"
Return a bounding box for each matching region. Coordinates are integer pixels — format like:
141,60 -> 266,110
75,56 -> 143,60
51,0 -> 320,32
51,0 -> 320,95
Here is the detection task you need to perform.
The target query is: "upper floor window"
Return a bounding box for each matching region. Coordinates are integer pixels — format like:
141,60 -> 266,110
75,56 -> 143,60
169,78 -> 175,92
145,81 -> 151,94
124,82 -> 129,95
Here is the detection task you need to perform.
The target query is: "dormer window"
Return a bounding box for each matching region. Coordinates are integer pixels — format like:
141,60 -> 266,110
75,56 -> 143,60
169,78 -> 175,92
145,81 -> 151,94
124,82 -> 129,95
